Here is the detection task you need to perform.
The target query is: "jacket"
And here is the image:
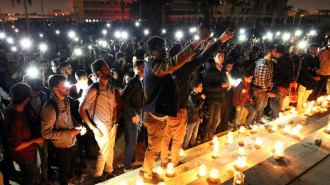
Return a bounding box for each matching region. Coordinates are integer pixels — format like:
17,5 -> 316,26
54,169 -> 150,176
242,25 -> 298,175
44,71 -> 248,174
274,54 -> 295,88
187,91 -> 204,123
233,81 -> 250,106
317,47 -> 330,76
297,55 -> 320,90
202,61 -> 224,103
120,75 -> 143,119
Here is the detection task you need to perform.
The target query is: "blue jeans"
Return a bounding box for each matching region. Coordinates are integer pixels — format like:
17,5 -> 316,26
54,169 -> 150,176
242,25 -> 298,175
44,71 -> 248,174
17,154 -> 38,185
253,88 -> 269,123
234,103 -> 256,130
183,121 -> 200,149
124,118 -> 141,169
269,94 -> 282,119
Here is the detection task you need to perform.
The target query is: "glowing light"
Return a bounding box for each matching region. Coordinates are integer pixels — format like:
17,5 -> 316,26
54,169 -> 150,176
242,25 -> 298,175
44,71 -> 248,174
74,48 -> 82,56
238,147 -> 245,156
212,139 -> 220,158
55,30 -> 60,35
266,32 -> 273,40
276,31 -> 281,36
26,67 -> 39,78
175,31 -> 184,40
295,30 -> 302,36
11,46 -> 17,52
7,37 -> 14,44
74,37 -> 79,42
0,32 -> 5,39
114,31 -> 121,38
162,29 -> 166,34
144,29 -> 149,35
227,131 -> 233,144
309,30 -> 316,35
156,167 -> 163,175
166,163 -> 174,177
135,22 -> 140,27
284,125 -> 291,135
194,35 -> 199,40
236,156 -> 246,169
282,33 -> 291,41
239,29 -> 245,34
238,35 -> 246,41
209,169 -> 220,182
39,33 -> 43,38
239,126 -> 245,134
15,29 -> 19,33
64,82 -> 71,88
189,27 -> 197,33
199,164 -> 207,176
121,31 -> 128,39
106,23 -> 111,28
272,125 -> 278,132
298,41 -> 307,49
102,29 -> 107,35
136,179 -> 144,185
20,38 -> 32,49
68,31 -> 76,38
39,43 -> 47,52
255,138 -> 262,149
274,142 -> 284,159
179,149 -> 184,157
252,125 -> 258,133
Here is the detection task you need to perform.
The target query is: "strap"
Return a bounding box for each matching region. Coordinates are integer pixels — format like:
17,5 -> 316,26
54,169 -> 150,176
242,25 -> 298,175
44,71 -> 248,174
48,98 -> 59,122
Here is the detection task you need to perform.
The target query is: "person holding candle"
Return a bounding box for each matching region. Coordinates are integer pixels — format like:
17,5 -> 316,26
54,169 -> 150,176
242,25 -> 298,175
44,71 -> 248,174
232,70 -> 255,130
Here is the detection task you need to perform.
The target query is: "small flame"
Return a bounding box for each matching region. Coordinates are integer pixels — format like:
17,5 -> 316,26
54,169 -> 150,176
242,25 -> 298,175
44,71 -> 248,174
210,169 -> 219,179
156,167 -> 163,175
199,164 -> 207,176
136,179 -> 144,185
240,126 -> 245,133
252,125 -> 258,132
284,125 -> 291,134
227,131 -> 233,144
256,138 -> 262,146
166,163 -> 174,175
238,147 -> 245,156
179,149 -> 184,157
274,142 -> 284,157
236,156 -> 246,168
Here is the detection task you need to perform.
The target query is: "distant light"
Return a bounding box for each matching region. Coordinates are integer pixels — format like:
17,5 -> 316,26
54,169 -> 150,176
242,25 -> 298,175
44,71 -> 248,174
162,29 -> 166,34
189,27 -> 197,33
121,31 -> 128,39
309,30 -> 316,35
282,32 -> 291,41
0,32 -> 5,39
55,30 -> 60,35
27,67 -> 39,78
144,29 -> 149,35
239,29 -> 245,34
74,37 -> 79,42
68,31 -> 76,38
194,35 -> 199,40
7,37 -> 14,44
39,33 -> 43,38
114,31 -> 121,38
39,43 -> 47,52
106,23 -> 110,28
295,30 -> 302,36
135,22 -> 140,27
99,40 -> 108,47
11,46 -> 17,52
276,31 -> 281,36
238,35 -> 246,41
175,31 -> 184,40
20,38 -> 32,49
15,29 -> 19,33
88,45 -> 92,50
298,41 -> 307,49
266,32 -> 273,40
102,29 -> 107,35
74,48 -> 82,56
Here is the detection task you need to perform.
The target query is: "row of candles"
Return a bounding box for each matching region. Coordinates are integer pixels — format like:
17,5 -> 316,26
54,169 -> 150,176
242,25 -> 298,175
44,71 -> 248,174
125,96 -> 330,185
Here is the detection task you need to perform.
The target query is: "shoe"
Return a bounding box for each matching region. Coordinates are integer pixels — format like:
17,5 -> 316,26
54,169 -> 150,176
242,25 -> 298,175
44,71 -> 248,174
245,125 -> 252,130
139,170 -> 160,178
124,168 -> 133,173
94,176 -> 106,183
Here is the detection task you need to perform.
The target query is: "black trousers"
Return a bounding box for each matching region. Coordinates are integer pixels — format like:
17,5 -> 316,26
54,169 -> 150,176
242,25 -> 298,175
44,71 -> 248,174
309,75 -> 329,100
217,97 -> 233,133
54,144 -> 78,185
17,154 -> 38,185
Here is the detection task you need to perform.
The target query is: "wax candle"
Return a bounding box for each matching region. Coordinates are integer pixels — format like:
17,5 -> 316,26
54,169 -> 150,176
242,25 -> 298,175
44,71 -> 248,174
212,136 -> 218,144
238,147 -> 245,156
156,167 -> 163,175
212,141 -> 220,159
283,125 -> 291,135
255,138 -> 262,149
251,125 -> 258,134
199,164 -> 207,177
166,163 -> 175,177
274,142 -> 284,160
136,179 -> 144,185
227,131 -> 233,144
179,149 -> 184,157
236,156 -> 246,170
209,169 -> 220,183
233,173 -> 245,185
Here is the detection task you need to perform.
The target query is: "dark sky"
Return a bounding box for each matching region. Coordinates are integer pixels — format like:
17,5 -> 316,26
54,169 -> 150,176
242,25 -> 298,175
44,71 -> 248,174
0,0 -> 329,14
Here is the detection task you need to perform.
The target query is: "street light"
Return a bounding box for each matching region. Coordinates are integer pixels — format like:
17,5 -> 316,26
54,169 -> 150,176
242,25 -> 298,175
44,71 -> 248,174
175,31 -> 184,40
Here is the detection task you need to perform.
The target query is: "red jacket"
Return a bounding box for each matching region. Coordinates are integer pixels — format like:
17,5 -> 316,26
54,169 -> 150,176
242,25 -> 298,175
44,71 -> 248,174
232,81 -> 250,107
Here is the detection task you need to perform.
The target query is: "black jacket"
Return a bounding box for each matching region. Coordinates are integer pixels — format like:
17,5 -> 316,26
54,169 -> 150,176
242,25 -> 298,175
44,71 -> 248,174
202,61 -> 224,103
187,91 -> 204,123
120,75 -> 143,119
274,54 -> 294,88
297,55 -> 320,90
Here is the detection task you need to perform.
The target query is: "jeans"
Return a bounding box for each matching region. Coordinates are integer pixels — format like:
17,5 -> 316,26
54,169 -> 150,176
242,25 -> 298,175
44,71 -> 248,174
204,102 -> 221,135
54,144 -> 78,185
161,111 -> 187,166
253,88 -> 269,123
310,75 -> 329,100
38,140 -> 48,179
17,154 -> 38,185
234,103 -> 256,130
269,93 -> 282,119
217,98 -> 233,133
124,117 -> 141,169
183,121 -> 200,149
297,85 -> 313,110
141,112 -> 167,179
94,125 -> 117,177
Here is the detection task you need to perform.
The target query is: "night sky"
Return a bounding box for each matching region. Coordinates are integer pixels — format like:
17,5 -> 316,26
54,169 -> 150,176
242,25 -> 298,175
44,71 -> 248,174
0,0 -> 329,14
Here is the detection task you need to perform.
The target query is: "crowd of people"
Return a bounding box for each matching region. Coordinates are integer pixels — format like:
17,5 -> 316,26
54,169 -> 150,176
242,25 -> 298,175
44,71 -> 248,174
0,21 -> 329,185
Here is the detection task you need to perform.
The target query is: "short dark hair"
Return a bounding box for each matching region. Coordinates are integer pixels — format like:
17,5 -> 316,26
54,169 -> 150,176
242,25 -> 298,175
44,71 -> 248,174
59,62 -> 70,70
9,64 -> 23,75
75,70 -> 87,79
10,83 -> 31,105
91,59 -> 106,77
115,52 -> 125,61
48,75 -> 66,92
275,44 -> 286,54
243,70 -> 254,78
27,78 -> 43,92
146,36 -> 166,52
309,43 -> 319,50
265,45 -> 276,53
190,79 -> 202,89
138,41 -> 144,47
213,50 -> 224,57
168,43 -> 182,59
133,59 -> 145,68
225,57 -> 235,65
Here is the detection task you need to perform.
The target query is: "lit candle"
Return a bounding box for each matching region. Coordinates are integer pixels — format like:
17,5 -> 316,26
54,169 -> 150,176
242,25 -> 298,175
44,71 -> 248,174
291,126 -> 301,140
212,136 -> 218,144
227,131 -> 233,144
283,125 -> 291,135
238,147 -> 245,156
235,156 -> 246,170
238,135 -> 244,146
136,179 -> 144,185
317,96 -> 323,104
179,149 -> 184,157
212,141 -> 220,159
271,125 -> 278,132
322,101 -> 327,107
199,164 -> 207,177
251,125 -> 258,134
291,107 -> 296,113
209,169 -> 220,183
239,126 -> 245,134
312,106 -> 317,113
325,122 -> 330,134
255,138 -> 262,149
166,163 -> 175,177
156,167 -> 163,175
303,103 -> 307,108
305,107 -> 312,116
327,95 -> 330,102
233,173 -> 245,185
274,142 -> 284,160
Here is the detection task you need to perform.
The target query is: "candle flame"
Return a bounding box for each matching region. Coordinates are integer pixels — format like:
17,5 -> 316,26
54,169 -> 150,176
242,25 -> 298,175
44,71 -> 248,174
272,125 -> 278,132
212,136 -> 218,144
284,125 -> 291,134
252,125 -> 258,132
136,179 -> 144,185
213,141 -> 220,157
167,163 -> 174,175
156,167 -> 163,175
238,147 -> 245,156
303,103 -> 307,108
275,142 -> 284,156
227,131 -> 233,144
199,164 -> 207,176
179,149 -> 184,157
240,126 -> 245,133
256,138 -> 262,146
236,156 -> 246,168
210,169 -> 219,179
327,122 -> 330,131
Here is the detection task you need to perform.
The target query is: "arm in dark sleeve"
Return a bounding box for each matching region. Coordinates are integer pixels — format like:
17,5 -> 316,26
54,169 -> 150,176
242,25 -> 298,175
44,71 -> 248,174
120,80 -> 139,119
